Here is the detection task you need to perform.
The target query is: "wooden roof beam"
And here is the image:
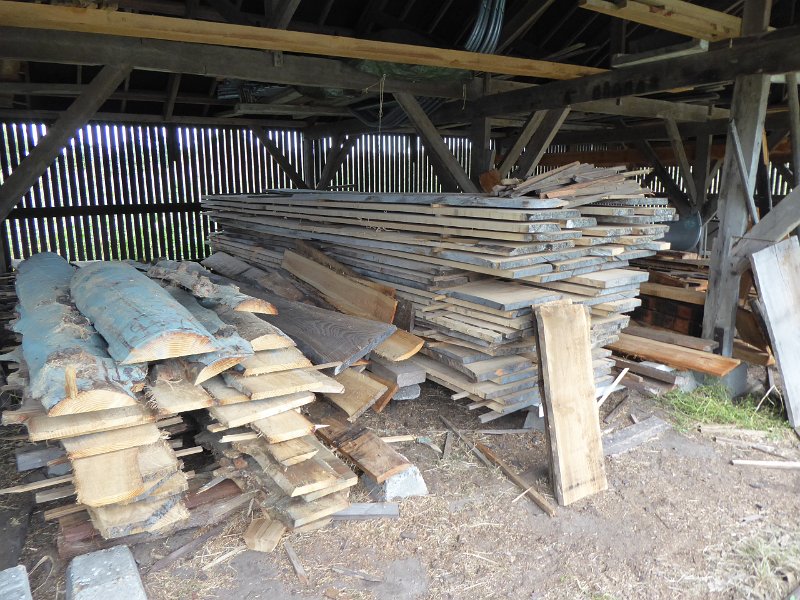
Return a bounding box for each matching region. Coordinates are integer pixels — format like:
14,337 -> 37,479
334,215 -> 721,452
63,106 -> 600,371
578,0 -> 743,41
0,1 -> 604,80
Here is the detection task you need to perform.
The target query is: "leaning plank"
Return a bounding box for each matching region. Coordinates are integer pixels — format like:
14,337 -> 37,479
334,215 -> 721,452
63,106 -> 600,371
148,260 -> 276,314
26,404 -> 154,442
535,301 -> 607,506
608,333 -> 740,377
749,238 -> 800,427
282,250 -> 397,323
72,447 -> 145,507
223,368 -> 343,400
207,302 -> 295,351
14,253 -> 145,415
322,368 -> 388,422
61,423 -> 162,459
71,261 -> 218,364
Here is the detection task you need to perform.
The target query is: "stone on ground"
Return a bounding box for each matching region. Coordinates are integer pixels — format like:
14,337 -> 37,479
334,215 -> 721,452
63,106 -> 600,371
0,565 -> 32,600
66,546 -> 146,600
362,465 -> 428,501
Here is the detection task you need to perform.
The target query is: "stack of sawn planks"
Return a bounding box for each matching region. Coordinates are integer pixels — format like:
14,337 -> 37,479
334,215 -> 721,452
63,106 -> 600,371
0,253 -> 361,545
202,163 -> 671,422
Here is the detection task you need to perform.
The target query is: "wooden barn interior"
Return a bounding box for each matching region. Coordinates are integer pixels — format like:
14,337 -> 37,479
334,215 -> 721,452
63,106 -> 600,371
1,1 -> 800,598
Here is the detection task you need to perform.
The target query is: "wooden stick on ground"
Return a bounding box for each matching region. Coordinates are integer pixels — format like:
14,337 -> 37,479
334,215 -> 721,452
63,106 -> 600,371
439,416 -> 491,467
475,442 -> 557,518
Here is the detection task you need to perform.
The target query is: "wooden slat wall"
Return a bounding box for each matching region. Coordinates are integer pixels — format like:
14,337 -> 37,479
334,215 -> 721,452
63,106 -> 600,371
0,122 -> 305,262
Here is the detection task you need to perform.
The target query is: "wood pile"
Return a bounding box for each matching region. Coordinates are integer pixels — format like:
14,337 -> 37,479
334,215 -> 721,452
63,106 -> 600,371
202,163 -> 669,421
0,253 -> 373,549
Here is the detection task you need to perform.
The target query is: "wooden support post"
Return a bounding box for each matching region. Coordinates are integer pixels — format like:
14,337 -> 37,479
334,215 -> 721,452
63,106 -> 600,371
664,117 -> 697,202
395,92 -> 478,193
162,73 -> 181,121
251,128 -> 308,189
316,136 -> 356,190
787,72 -> 800,187
301,137 -> 315,189
692,131 -> 713,210
511,108 -> 570,179
0,63 -> 130,222
469,117 -> 492,186
497,110 -> 546,177
702,0 -> 772,356
728,119 -> 760,223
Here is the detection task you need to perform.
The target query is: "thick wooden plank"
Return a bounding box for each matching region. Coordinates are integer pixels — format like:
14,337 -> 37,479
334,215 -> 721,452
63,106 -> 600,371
264,435 -> 319,467
535,301 -> 607,506
26,405 -> 154,442
442,280 -> 561,311
639,282 -> 706,305
236,347 -> 312,376
61,423 -> 161,459
209,392 -> 315,428
750,238 -> 800,427
322,368 -> 387,422
244,516 -> 286,553
371,330 -> 424,362
72,447 -> 144,507
623,325 -> 717,352
608,333 -> 740,377
251,410 -> 315,444
222,368 -> 343,401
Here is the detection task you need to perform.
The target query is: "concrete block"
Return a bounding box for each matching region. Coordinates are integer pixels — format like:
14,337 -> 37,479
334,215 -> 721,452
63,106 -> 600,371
0,565 -> 32,600
66,546 -> 146,600
361,465 -> 428,501
15,445 -> 65,472
392,384 -> 421,401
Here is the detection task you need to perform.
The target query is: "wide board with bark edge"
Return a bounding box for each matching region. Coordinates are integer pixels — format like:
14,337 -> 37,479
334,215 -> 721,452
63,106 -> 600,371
534,300 -> 607,506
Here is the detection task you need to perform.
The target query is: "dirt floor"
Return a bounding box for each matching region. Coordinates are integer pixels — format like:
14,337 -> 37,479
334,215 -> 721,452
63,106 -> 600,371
5,380 -> 800,600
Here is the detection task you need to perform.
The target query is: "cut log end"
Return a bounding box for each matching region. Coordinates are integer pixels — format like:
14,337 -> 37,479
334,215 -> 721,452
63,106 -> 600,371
190,357 -> 246,385
121,332 -> 218,364
233,299 -> 278,315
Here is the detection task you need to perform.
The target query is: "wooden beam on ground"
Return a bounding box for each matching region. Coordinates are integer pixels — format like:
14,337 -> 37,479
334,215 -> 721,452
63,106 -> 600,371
395,93 -> 478,193
0,63 -> 130,221
498,110 -> 546,177
511,108 -> 570,179
0,2 -> 604,80
578,0 -> 742,41
251,128 -> 308,189
703,0 -> 772,356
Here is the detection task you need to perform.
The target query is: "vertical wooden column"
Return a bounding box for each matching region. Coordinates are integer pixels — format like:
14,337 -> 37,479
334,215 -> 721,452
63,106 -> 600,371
787,72 -> 800,187
702,0 -> 773,355
469,117 -> 492,187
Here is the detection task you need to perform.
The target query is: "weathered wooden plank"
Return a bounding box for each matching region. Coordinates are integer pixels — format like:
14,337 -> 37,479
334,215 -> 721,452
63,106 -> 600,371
534,301 -> 606,506
608,333 -> 740,377
322,368 -> 387,422
749,238 -> 800,427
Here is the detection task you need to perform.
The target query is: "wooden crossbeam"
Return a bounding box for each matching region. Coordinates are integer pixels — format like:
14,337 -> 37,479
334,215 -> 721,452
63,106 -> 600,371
317,136 -> 357,191
498,111 -> 546,177
663,117 -> 697,202
634,138 -> 693,217
395,93 -> 478,194
0,63 -> 131,222
579,0 -> 742,41
0,1 -> 603,80
251,128 -> 308,189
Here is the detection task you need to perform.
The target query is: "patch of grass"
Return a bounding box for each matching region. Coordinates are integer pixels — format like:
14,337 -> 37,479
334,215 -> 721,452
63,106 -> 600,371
662,382 -> 788,432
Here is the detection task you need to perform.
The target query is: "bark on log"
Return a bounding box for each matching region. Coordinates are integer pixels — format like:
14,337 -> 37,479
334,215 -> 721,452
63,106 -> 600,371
71,261 -> 219,364
14,253 -> 145,415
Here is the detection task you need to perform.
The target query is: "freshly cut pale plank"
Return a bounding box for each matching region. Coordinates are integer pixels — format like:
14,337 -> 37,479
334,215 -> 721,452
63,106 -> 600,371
71,261 -> 218,364
237,347 -> 312,376
61,423 -> 162,459
299,436 -> 359,501
280,491 -> 350,529
72,447 -> 145,507
750,238 -> 800,427
639,282 -> 706,305
147,360 -> 215,415
322,369 -> 388,422
608,333 -> 740,377
26,404 -> 154,442
251,410 -> 315,443
223,368 -> 344,400
265,435 -> 319,467
239,440 -> 337,497
209,392 -> 315,428
282,250 -> 397,323
535,301 -> 607,506
201,377 -> 253,405
373,330 -> 424,362
367,355 -> 426,387
244,516 -> 286,553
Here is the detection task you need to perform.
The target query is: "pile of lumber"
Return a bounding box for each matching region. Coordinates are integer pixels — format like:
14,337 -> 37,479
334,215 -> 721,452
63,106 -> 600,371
202,163 -> 668,421
0,253 -> 364,545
